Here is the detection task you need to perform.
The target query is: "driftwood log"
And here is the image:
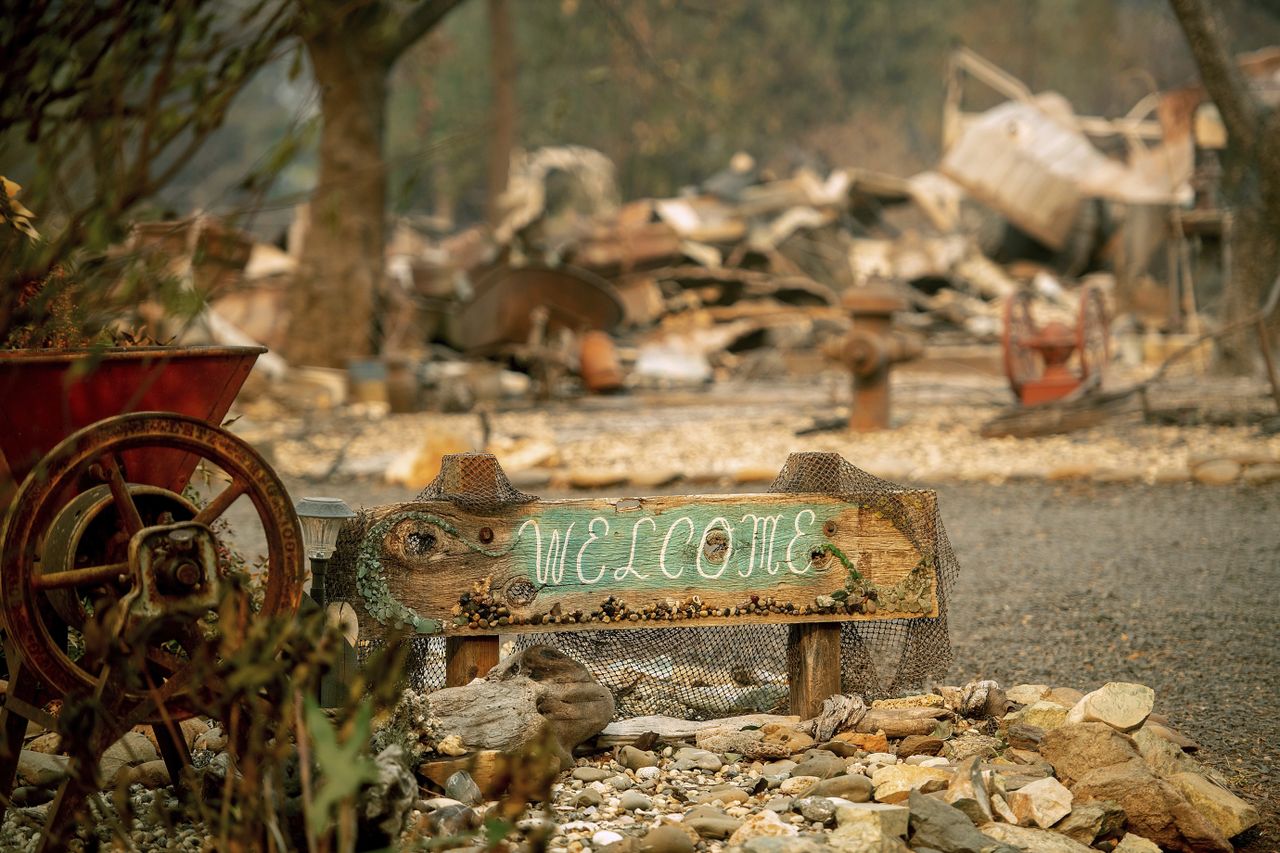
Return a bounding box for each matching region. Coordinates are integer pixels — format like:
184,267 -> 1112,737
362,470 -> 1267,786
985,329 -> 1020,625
424,646 -> 613,769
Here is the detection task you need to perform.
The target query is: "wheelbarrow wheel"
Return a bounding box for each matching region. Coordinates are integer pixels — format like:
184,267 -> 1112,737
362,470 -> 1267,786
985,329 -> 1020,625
1002,291 -> 1040,396
0,412 -> 304,715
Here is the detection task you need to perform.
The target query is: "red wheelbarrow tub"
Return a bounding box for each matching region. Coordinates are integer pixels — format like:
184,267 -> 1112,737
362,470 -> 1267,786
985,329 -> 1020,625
0,345 -> 264,499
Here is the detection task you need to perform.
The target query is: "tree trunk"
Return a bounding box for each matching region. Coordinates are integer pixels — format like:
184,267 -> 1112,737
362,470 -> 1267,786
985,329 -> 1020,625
486,0 -> 517,228
1169,0 -> 1280,372
289,33 -> 388,368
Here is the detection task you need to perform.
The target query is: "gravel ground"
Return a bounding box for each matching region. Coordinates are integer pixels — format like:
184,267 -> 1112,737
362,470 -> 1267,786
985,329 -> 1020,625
939,480 -> 1280,851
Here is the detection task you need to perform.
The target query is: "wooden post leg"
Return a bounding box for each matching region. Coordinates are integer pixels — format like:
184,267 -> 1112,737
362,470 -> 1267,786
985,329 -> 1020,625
445,636 -> 499,687
788,623 -> 842,719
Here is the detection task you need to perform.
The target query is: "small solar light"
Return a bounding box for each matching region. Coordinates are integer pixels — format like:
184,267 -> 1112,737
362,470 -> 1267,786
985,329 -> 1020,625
294,496 -> 356,609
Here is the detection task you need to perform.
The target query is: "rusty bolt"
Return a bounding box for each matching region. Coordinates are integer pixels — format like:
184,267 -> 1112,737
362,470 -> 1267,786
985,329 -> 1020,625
174,562 -> 202,588
168,527 -> 197,552
478,526 -> 495,544
823,519 -> 838,536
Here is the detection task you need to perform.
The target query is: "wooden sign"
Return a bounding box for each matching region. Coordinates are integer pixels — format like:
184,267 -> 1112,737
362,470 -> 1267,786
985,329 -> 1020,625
338,451 -> 948,717
352,490 -> 938,637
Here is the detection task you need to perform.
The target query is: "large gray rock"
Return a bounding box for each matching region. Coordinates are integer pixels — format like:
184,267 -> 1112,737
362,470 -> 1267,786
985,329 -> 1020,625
426,645 -> 613,768
906,789 -> 1019,853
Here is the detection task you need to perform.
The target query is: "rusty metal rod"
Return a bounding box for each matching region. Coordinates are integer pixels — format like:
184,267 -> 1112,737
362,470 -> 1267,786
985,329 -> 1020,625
33,562 -> 130,590
193,478 -> 247,527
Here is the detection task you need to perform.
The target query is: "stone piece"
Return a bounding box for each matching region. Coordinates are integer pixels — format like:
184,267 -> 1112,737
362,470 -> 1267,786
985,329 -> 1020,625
1169,771 -> 1259,839
124,759 -> 172,789
907,789 -> 1018,853
573,767 -> 613,782
427,645 -> 614,769
684,813 -> 744,840
445,770 -> 482,805
1065,682 -> 1154,732
871,764 -> 952,803
727,810 -> 798,846
979,822 -> 1094,852
943,757 -> 992,823
1072,758 -> 1231,852
618,745 -> 659,770
692,785 -> 749,805
1044,687 -> 1085,708
423,804 -> 479,837
638,825 -> 696,853
100,731 -> 160,787
791,752 -> 847,780
897,735 -> 944,757
592,829 -> 625,846
17,750 -> 69,788
1192,459 -> 1241,485
1243,462 -> 1280,485
1050,800 -> 1125,846
942,733 -> 1001,763
1006,684 -> 1050,705
575,788 -> 602,807
836,732 -> 890,753
696,723 -> 813,760
778,775 -> 820,797
1113,833 -> 1163,852
745,838 -> 838,853
812,773 -> 873,801
1014,700 -> 1070,732
620,790 -> 653,811
1130,725 -> 1201,779
1037,723 -> 1140,788
939,680 -> 1011,718
836,802 -> 910,838
1006,723 -> 1045,751
1007,776 -> 1073,828
795,796 -> 837,824
194,726 -> 228,752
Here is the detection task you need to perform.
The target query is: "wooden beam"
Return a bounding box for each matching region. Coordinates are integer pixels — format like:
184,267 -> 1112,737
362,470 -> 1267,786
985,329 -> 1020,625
787,623 -> 842,718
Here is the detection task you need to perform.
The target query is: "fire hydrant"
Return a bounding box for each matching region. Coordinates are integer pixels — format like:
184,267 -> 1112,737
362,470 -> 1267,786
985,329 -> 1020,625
825,286 -> 923,431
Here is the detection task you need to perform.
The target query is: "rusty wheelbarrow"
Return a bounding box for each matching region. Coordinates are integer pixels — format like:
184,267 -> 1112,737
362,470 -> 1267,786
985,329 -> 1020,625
0,345 -> 303,849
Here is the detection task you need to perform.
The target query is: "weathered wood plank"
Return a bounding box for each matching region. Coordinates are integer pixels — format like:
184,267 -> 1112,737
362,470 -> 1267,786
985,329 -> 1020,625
787,623 -> 843,718
351,490 -> 940,636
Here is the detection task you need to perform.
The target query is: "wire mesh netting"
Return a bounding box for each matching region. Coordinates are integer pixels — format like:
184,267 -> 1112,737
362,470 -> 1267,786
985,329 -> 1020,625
328,452 -> 957,720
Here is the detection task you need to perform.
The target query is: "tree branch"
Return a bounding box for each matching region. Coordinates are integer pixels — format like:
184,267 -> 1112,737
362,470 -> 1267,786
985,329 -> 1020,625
386,0 -> 468,64
1168,0 -> 1262,151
